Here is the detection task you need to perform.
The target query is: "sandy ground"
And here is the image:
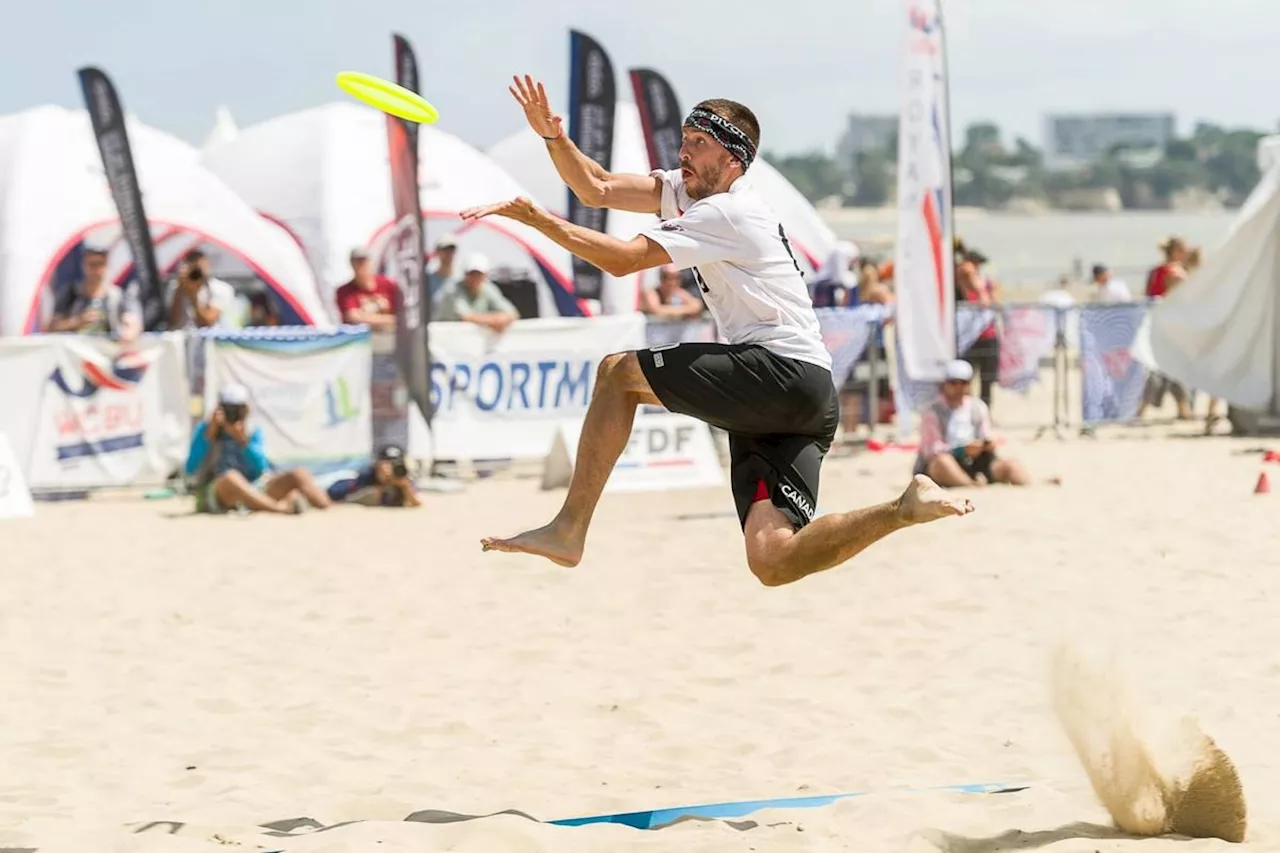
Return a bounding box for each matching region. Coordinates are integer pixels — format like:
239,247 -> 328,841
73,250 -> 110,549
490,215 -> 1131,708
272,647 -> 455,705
3,381 -> 1278,852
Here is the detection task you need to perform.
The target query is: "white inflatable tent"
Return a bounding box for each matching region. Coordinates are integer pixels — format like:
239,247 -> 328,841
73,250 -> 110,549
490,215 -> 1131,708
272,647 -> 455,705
201,102 -> 581,320
0,105 -> 331,336
489,102 -> 839,296
1138,135 -> 1280,421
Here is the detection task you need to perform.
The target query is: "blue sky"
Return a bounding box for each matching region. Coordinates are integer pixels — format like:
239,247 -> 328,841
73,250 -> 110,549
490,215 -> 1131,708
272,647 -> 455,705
8,0 -> 1279,155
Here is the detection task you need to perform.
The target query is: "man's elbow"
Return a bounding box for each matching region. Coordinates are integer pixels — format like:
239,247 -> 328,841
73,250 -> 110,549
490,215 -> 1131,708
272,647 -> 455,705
572,184 -> 609,208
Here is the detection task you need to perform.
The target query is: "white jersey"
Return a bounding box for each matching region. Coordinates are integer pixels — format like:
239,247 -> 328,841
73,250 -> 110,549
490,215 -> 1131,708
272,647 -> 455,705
641,169 -> 832,371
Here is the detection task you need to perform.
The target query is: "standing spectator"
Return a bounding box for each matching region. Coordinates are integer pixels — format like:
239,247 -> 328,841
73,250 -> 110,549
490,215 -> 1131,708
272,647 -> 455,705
957,248 -> 1001,409
336,248 -> 401,332
426,234 -> 459,299
185,384 -> 333,515
166,248 -> 240,331
1138,237 -> 1193,420
432,253 -> 520,332
808,241 -> 859,308
45,244 -> 142,341
640,265 -> 704,319
1091,263 -> 1132,302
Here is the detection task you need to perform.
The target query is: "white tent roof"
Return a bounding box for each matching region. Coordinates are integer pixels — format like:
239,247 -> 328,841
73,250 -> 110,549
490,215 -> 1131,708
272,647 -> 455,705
1138,135 -> 1280,410
489,102 -> 838,284
203,105 -> 239,151
201,102 -> 579,318
489,104 -> 653,314
0,105 -> 331,336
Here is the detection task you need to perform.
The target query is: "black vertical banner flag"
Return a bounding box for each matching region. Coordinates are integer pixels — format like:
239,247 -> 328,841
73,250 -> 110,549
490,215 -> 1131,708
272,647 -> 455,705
77,67 -> 164,330
629,68 -> 683,172
566,29 -> 616,303
385,33 -> 432,431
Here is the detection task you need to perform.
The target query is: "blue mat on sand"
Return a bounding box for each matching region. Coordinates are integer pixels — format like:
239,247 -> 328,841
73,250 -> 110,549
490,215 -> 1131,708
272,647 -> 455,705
547,781 -> 1028,830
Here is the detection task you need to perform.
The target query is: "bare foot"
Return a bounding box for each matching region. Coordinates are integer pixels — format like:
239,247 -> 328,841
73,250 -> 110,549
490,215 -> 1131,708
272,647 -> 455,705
480,522 -> 583,567
896,474 -> 975,525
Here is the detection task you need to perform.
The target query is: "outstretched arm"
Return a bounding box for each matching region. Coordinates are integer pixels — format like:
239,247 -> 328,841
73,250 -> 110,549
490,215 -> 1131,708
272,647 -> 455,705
461,197 -> 669,278
511,75 -> 661,215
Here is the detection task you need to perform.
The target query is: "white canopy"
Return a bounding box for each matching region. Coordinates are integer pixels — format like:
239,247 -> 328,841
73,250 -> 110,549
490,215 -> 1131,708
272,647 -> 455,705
0,105 -> 331,336
201,102 -> 579,319
489,102 -> 838,289
1137,135 -> 1280,411
203,105 -> 239,151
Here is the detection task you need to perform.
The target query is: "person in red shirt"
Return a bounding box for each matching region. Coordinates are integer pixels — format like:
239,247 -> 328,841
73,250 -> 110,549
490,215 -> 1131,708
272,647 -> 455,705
335,248 -> 401,331
956,248 -> 1001,409
1145,236 -> 1188,299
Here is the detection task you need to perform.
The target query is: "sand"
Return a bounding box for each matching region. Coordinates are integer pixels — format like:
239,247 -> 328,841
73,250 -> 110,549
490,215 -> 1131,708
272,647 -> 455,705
2,384 -> 1278,852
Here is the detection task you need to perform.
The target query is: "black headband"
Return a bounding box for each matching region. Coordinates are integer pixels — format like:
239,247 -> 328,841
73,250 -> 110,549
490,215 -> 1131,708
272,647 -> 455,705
683,107 -> 757,170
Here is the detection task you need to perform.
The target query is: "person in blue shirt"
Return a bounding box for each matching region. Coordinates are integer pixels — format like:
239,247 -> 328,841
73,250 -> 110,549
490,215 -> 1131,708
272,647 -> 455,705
186,383 -> 333,515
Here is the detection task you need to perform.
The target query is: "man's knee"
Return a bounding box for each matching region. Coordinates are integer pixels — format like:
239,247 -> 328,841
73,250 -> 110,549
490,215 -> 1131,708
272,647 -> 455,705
596,351 -> 649,396
745,532 -> 794,587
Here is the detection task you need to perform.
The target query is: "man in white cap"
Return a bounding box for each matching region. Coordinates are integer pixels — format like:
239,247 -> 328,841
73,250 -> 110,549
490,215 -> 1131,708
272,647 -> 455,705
184,383 -> 334,514
432,252 -> 520,332
913,360 -> 1031,488
455,74 -> 972,586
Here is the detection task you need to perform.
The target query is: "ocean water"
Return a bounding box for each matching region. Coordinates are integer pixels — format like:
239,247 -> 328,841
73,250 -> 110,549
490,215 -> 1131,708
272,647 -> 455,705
819,208 -> 1239,292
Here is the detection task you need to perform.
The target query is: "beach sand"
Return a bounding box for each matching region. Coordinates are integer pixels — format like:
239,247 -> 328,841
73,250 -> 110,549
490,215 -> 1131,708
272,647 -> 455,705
3,386 -> 1278,852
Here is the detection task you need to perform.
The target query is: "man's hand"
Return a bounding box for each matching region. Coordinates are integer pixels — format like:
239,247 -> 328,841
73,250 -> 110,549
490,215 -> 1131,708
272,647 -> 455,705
510,75 -> 563,140
77,308 -> 102,328
460,196 -> 545,228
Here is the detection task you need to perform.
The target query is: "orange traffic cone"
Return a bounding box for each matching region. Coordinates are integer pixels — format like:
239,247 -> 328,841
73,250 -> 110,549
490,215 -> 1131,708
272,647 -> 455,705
1255,471 -> 1271,495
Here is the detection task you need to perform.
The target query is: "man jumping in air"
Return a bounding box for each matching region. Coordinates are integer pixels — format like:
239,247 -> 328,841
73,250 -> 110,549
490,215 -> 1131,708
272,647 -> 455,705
460,75 -> 974,587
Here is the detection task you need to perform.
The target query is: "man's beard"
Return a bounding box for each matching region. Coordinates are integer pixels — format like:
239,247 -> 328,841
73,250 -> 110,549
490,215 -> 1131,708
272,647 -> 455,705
683,161 -> 725,200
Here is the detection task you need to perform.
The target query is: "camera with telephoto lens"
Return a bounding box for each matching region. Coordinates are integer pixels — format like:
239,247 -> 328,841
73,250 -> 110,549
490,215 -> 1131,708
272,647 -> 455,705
220,403 -> 247,425
187,265 -> 204,282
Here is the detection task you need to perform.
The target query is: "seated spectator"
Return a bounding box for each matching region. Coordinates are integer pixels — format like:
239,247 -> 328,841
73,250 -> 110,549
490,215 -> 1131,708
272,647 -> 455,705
432,253 -> 520,332
640,265 -> 704,319
326,445 -> 421,507
165,247 -> 240,331
337,248 -> 401,332
45,244 -> 142,341
246,290 -> 281,327
913,360 -> 1031,488
427,234 -> 459,299
185,384 -> 333,515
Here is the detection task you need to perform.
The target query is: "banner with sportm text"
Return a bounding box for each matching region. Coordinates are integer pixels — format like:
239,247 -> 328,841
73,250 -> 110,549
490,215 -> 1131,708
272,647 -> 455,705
1079,303 -> 1149,425
429,314 -> 645,461
202,327 -> 373,474
893,0 -> 956,383
0,333 -> 189,490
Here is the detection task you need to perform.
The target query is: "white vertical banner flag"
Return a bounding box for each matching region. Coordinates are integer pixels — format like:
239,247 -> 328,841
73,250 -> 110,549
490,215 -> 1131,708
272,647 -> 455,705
894,0 -> 956,383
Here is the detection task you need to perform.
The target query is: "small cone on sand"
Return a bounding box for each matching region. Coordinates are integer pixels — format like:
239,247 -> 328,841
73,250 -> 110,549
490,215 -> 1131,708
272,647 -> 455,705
1255,471 -> 1271,494
1050,642 -> 1247,843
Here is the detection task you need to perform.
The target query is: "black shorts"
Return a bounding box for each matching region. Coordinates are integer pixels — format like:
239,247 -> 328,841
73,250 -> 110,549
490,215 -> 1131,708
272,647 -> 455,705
637,343 -> 838,531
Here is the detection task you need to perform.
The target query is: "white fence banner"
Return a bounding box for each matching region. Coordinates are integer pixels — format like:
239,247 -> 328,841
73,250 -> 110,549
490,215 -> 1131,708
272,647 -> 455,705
430,315 -> 646,461
202,327 -> 373,474
0,332 -> 189,490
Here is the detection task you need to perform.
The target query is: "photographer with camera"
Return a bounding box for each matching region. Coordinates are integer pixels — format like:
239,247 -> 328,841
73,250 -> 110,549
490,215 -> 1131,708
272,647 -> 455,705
325,444 -> 421,508
185,384 -> 333,515
165,247 -> 240,331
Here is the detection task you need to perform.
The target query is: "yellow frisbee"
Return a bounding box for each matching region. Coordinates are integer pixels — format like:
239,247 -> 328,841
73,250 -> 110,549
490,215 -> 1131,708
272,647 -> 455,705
335,70 -> 439,124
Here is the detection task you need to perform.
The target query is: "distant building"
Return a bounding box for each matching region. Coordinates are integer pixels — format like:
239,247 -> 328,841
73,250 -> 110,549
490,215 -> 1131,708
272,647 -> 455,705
836,114 -> 898,167
1043,113 -> 1176,170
